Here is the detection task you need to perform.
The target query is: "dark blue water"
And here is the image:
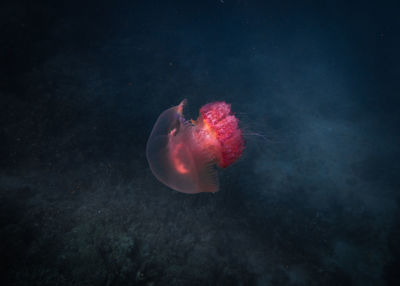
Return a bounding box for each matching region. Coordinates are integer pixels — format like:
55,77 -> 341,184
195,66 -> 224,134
1,1 -> 399,285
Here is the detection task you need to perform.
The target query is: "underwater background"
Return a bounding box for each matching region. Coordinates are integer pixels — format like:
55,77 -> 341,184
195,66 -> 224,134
1,0 -> 399,285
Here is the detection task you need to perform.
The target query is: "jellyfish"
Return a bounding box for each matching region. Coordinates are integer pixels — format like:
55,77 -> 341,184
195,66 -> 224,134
146,100 -> 245,194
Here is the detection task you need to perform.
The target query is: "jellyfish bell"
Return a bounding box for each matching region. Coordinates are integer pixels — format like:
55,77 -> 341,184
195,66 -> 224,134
146,100 -> 245,194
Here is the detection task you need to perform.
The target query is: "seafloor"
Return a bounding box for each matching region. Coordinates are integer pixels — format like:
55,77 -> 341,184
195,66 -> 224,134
1,1 -> 399,285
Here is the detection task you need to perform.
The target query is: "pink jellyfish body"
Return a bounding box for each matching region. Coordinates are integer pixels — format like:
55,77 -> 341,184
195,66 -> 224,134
146,100 -> 245,194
